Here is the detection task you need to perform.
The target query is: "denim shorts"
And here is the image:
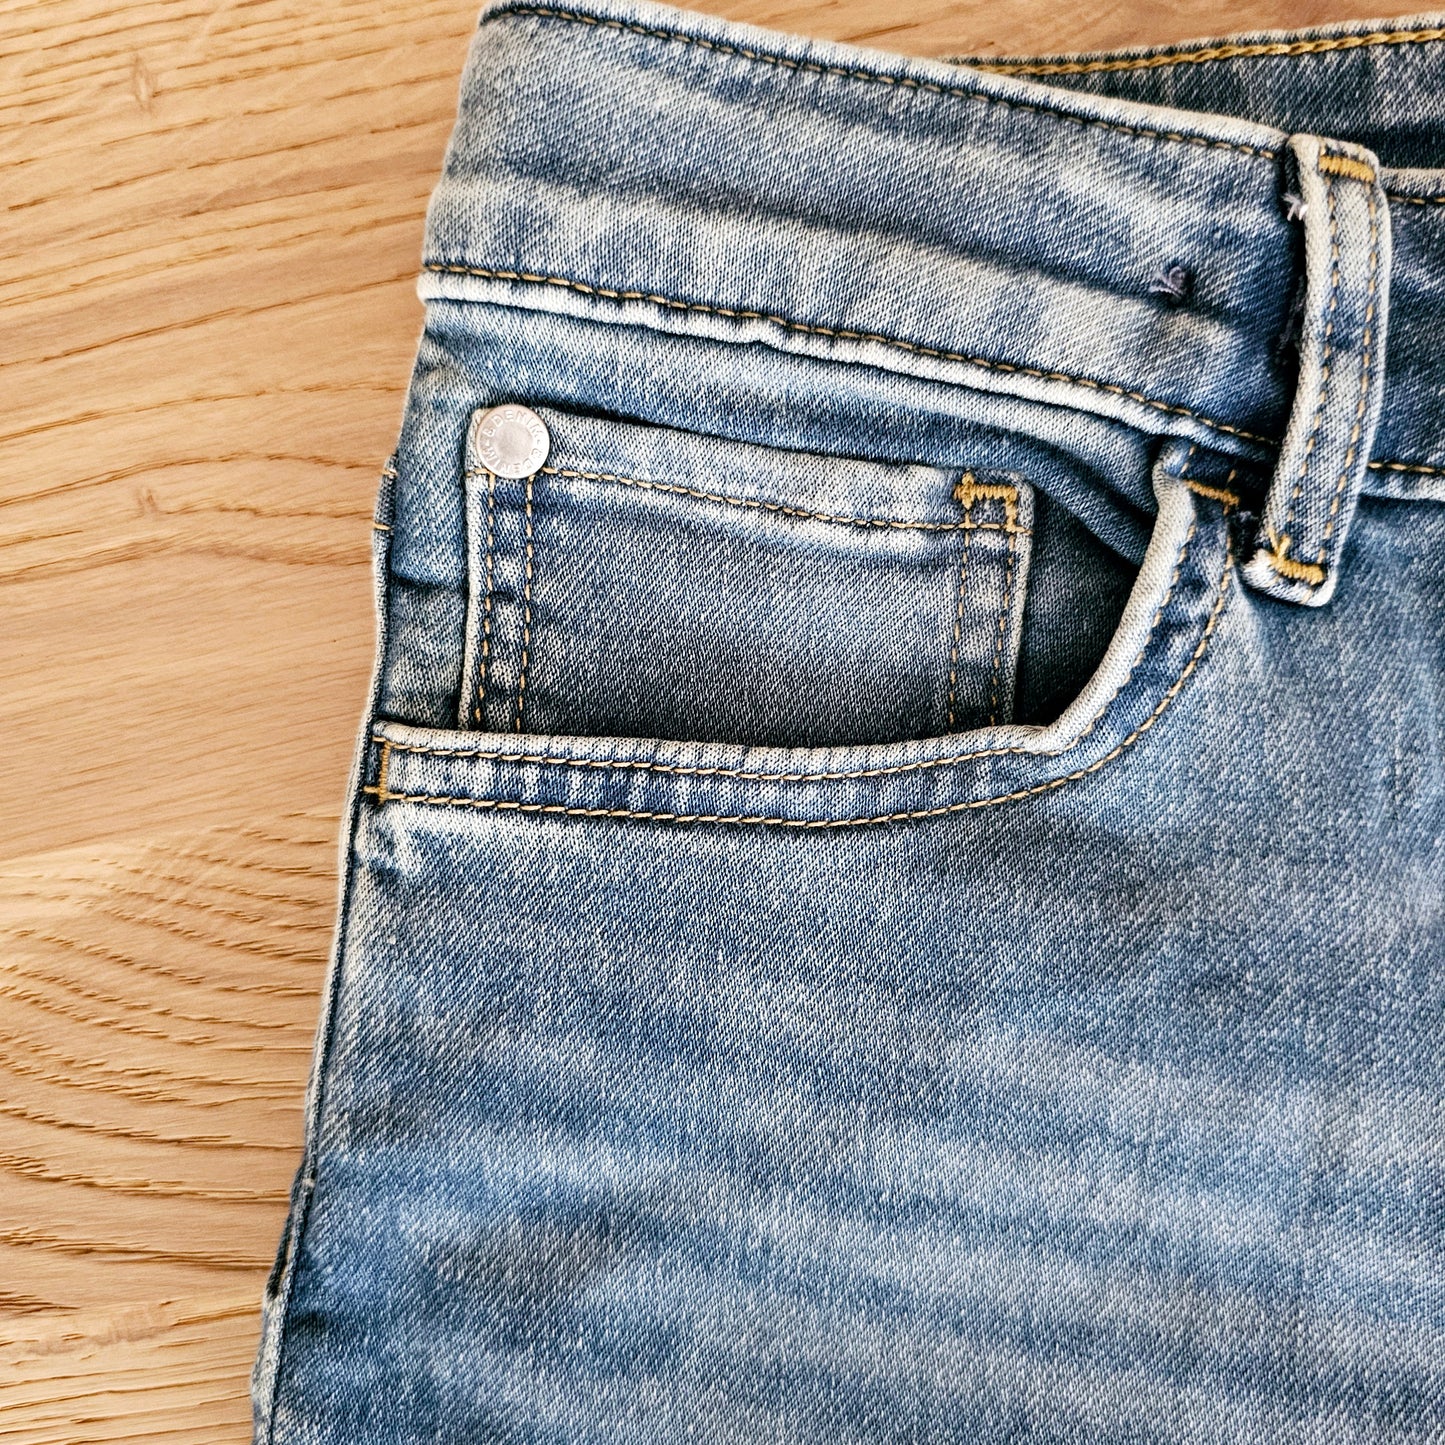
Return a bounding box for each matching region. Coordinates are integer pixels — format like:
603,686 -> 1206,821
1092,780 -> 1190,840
251,5 -> 1445,1440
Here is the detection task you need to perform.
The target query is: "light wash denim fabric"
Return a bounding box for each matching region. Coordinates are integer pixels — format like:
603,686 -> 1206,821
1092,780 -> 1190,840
252,5 -> 1445,1441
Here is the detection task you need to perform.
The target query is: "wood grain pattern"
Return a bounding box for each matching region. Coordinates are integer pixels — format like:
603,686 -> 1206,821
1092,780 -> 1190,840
0,818 -> 333,1442
0,0 -> 1428,1437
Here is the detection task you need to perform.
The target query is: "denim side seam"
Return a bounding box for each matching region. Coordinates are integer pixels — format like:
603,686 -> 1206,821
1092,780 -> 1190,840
249,461 -> 399,1442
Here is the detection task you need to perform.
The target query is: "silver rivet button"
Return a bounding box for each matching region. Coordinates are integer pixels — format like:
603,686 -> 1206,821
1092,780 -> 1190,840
472,404 -> 550,478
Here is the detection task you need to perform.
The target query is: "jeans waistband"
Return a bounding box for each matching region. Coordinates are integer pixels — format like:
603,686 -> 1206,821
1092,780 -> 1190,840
420,0 -> 1445,605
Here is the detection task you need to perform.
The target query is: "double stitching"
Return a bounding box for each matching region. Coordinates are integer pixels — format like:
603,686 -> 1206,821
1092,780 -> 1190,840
489,5 -> 1278,159
429,263 -> 1274,448
1278,170 -> 1341,536
944,522 -> 973,731
1265,159 -> 1342,590
988,522 -> 1018,726
368,527 -> 1234,828
473,473 -> 498,726
938,472 -> 1016,731
1368,458 -> 1445,477
949,475 -> 1024,729
1264,151 -> 1383,588
520,463 -> 1032,534
513,475 -> 537,733
974,25 -> 1445,76
370,484 -> 1231,791
1315,178 -> 1382,568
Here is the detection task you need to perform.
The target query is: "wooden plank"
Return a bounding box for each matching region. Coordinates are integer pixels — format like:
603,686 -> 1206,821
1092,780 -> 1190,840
1,0 -> 1426,1438
0,1293 -> 260,1445
0,819 -> 333,1313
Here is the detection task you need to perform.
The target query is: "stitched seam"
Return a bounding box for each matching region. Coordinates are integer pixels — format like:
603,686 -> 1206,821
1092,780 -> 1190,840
986,527 -> 1015,726
490,4 -> 1278,159
1318,153 -> 1376,183
944,497 -> 973,731
371,502 -> 1222,785
1367,458 -> 1445,476
1185,472 -> 1241,506
976,27 -> 1445,76
474,472 -> 498,726
953,476 -> 1022,728
1261,536 -> 1326,585
1387,192 -> 1445,206
952,476 -> 1019,510
1316,179 -> 1381,566
371,534 -> 1233,826
375,741 -> 393,804
1283,170 -> 1342,530
1272,169 -> 1341,578
374,464 -> 397,529
513,475 -> 536,733
429,263 -> 1274,448
986,495 -> 1020,727
509,462 -> 1034,534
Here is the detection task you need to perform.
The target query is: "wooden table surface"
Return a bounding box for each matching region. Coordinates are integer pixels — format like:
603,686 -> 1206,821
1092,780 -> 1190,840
1,0 -> 1428,1438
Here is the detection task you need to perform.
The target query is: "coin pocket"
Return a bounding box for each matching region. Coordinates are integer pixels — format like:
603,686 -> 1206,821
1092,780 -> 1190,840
456,404 -> 1034,749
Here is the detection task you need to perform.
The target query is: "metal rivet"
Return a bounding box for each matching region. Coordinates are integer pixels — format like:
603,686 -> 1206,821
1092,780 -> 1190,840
472,404 -> 550,478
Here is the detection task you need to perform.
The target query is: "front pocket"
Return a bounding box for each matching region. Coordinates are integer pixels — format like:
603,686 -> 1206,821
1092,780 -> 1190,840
368,444 -> 1234,831
458,406 -> 1034,749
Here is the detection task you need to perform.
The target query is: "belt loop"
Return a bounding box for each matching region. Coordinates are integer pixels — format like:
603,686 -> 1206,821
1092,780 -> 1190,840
1243,134 -> 1391,607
